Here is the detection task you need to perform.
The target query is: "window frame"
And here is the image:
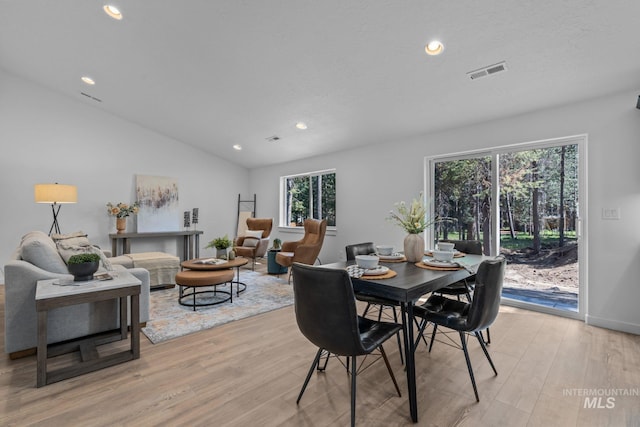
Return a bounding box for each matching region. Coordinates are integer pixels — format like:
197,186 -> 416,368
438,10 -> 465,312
279,168 -> 336,233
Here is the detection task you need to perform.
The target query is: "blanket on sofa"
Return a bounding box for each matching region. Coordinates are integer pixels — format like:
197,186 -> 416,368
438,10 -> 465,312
125,252 -> 179,286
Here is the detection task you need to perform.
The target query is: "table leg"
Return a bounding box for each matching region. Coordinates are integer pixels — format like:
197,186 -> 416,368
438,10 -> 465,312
401,302 -> 418,423
194,234 -> 200,258
37,310 -> 47,387
119,296 -> 127,340
131,294 -> 140,359
234,266 -> 247,295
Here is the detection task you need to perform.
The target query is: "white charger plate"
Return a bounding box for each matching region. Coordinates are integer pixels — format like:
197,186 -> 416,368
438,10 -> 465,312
378,253 -> 404,260
422,258 -> 459,268
363,266 -> 390,276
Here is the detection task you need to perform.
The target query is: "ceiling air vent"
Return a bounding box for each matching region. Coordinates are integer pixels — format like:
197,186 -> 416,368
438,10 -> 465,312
466,61 -> 508,80
265,135 -> 280,142
80,92 -> 102,102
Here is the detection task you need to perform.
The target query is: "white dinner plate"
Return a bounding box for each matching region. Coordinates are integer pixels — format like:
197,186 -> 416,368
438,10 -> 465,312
363,266 -> 390,276
422,258 -> 460,268
424,250 -> 464,258
378,253 -> 404,260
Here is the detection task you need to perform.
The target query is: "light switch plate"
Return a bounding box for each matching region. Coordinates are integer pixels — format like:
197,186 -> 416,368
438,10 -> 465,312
602,207 -> 621,220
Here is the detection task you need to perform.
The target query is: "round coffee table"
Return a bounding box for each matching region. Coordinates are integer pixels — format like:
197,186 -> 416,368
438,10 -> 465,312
181,257 -> 249,295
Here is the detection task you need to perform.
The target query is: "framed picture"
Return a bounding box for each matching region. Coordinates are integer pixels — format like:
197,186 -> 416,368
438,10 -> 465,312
136,175 -> 180,232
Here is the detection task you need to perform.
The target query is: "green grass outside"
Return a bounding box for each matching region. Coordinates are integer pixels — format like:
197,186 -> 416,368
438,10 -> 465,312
437,230 -> 577,250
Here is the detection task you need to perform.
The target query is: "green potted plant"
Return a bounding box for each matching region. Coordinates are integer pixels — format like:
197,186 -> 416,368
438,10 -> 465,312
67,253 -> 101,281
205,234 -> 233,259
272,238 -> 282,250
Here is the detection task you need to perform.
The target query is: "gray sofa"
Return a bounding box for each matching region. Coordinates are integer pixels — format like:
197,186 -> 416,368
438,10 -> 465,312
4,231 -> 150,357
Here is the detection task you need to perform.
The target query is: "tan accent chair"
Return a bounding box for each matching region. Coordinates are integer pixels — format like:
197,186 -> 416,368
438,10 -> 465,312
276,219 -> 327,281
233,218 -> 273,270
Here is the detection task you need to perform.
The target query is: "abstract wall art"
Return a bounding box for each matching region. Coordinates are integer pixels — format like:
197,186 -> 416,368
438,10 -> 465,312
136,175 -> 180,232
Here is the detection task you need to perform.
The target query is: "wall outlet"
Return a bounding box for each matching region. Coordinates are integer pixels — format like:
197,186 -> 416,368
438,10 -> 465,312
602,207 -> 621,220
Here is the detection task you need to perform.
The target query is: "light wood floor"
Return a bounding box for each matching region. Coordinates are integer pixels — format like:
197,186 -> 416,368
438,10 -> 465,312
1,264 -> 639,426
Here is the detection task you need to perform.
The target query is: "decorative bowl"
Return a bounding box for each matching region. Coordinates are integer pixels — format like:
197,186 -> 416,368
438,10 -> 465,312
436,242 -> 455,252
376,245 -> 394,256
432,250 -> 455,262
355,255 -> 379,269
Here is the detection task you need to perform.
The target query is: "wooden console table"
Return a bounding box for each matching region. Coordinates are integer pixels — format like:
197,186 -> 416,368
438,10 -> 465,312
109,230 -> 203,261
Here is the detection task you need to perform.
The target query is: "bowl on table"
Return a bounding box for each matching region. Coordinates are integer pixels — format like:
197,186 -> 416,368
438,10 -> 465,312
436,242 -> 455,252
355,255 -> 380,269
376,245 -> 394,256
432,250 -> 455,262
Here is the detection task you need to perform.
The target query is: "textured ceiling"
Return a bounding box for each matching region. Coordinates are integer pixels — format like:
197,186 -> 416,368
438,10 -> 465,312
1,1 -> 639,168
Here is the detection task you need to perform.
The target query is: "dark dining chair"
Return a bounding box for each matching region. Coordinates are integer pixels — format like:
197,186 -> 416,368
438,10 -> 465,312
434,239 -> 491,344
413,257 -> 505,402
292,263 -> 402,427
345,242 -> 404,364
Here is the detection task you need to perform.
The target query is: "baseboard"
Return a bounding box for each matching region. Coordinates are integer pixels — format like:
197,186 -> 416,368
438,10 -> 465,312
9,348 -> 36,360
585,314 -> 640,335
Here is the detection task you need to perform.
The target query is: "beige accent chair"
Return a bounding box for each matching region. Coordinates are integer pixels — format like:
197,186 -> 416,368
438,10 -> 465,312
276,219 -> 327,281
233,218 -> 273,270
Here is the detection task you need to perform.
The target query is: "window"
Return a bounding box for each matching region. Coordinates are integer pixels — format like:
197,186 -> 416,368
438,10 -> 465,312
281,169 -> 336,227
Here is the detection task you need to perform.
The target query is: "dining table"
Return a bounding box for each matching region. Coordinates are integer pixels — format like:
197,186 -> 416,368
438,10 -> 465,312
323,253 -> 487,423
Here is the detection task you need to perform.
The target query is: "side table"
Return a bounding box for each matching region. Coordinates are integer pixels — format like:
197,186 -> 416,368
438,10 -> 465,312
267,250 -> 288,275
36,271 -> 141,387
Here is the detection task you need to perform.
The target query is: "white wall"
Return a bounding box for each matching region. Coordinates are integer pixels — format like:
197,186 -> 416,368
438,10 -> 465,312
0,69 -> 250,272
3,67 -> 639,335
250,89 -> 640,335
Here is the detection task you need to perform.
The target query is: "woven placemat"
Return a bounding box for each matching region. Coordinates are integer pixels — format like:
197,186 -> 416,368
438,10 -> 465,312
346,265 -> 398,279
379,257 -> 406,263
361,270 -> 397,279
414,262 -> 463,271
424,251 -> 466,258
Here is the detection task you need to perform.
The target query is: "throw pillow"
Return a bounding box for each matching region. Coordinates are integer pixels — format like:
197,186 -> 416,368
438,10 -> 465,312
245,229 -> 264,239
242,237 -> 260,248
19,231 -> 68,274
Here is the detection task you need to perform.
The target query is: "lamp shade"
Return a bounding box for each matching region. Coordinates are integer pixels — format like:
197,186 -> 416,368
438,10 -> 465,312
34,184 -> 78,204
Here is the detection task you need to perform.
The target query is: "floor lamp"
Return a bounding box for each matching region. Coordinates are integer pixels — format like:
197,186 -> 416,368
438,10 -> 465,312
34,183 -> 78,235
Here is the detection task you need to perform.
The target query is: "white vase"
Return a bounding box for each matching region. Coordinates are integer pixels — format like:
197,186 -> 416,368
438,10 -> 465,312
404,233 -> 425,262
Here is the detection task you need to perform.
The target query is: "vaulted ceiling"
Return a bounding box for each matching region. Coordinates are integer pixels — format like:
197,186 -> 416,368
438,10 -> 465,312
2,1 -> 639,168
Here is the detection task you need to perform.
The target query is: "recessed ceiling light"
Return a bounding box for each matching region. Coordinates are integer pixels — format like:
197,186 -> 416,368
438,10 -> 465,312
425,40 -> 444,56
295,122 -> 308,130
103,4 -> 123,20
233,144 -> 242,150
81,76 -> 95,85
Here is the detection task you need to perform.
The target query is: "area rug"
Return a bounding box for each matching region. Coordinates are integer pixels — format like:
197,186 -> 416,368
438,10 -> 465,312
141,271 -> 292,344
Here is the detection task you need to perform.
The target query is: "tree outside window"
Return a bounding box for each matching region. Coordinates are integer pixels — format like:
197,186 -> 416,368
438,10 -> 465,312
282,170 -> 336,227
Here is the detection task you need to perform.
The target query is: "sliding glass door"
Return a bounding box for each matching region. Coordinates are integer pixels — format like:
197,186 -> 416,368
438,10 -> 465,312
428,136 -> 586,318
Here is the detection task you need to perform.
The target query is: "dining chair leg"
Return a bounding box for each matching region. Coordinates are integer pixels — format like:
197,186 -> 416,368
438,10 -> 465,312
459,331 -> 480,402
379,345 -> 402,397
428,324 -> 438,353
317,349 -> 330,371
391,307 -> 404,365
297,348 -> 323,404
475,331 -> 498,376
362,303 -> 372,317
350,355 -> 357,427
413,318 -> 430,352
